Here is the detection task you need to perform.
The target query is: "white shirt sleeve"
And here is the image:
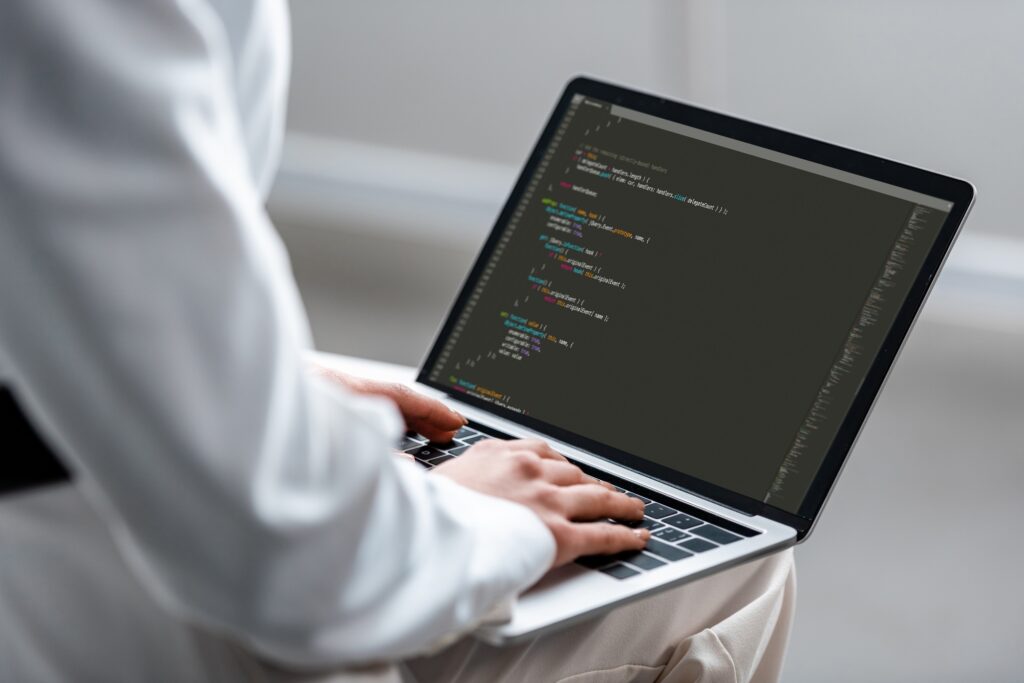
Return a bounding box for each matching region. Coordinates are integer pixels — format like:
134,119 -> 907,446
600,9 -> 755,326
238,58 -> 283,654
0,0 -> 555,668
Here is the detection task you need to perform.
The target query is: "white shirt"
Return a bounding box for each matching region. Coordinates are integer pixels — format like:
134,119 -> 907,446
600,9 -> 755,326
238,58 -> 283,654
0,0 -> 554,669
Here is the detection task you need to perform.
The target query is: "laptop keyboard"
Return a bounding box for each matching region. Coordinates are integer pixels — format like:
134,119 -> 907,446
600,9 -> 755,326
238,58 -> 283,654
400,427 -> 479,469
401,422 -> 755,580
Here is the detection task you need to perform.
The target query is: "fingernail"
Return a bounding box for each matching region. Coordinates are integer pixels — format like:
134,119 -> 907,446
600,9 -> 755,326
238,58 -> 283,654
632,528 -> 650,541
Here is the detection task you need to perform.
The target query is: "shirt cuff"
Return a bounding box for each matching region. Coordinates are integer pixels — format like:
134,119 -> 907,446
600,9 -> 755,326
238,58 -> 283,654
407,467 -> 556,653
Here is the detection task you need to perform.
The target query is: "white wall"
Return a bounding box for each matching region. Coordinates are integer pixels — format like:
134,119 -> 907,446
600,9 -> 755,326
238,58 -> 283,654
281,0 -> 1024,240
285,1 -> 692,165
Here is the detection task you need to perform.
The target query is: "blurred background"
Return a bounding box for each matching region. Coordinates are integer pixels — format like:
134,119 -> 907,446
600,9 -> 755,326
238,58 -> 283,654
269,3 -> 1024,681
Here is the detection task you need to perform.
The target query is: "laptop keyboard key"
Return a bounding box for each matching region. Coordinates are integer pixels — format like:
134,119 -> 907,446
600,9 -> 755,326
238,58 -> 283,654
679,538 -> 717,554
620,552 -> 666,571
643,539 -> 693,562
599,563 -> 640,580
400,436 -> 422,450
662,513 -> 703,530
461,433 -> 491,444
576,554 -> 614,569
448,445 -> 470,456
643,502 -> 678,519
454,427 -> 480,440
639,517 -> 664,531
625,492 -> 651,504
408,445 -> 447,462
427,454 -> 454,465
618,515 -> 663,531
652,527 -> 688,543
690,525 -> 742,544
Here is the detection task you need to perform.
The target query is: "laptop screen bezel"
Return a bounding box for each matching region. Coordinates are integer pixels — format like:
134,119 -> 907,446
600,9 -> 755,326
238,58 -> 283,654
416,76 -> 975,538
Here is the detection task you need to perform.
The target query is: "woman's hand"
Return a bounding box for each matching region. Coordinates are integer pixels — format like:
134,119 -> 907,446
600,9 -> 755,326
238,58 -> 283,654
312,365 -> 466,442
434,438 -> 650,567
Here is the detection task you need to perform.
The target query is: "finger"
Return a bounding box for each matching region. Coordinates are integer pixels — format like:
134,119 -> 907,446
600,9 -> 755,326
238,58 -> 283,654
510,441 -> 609,486
539,460 -> 589,486
394,451 -> 416,462
539,462 -> 609,489
583,476 -> 617,491
569,522 -> 650,558
514,439 -> 569,462
561,485 -> 645,521
364,381 -> 466,441
309,364 -> 355,388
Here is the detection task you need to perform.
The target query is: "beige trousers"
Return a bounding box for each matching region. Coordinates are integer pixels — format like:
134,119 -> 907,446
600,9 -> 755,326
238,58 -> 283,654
404,546 -> 795,683
0,486 -> 795,683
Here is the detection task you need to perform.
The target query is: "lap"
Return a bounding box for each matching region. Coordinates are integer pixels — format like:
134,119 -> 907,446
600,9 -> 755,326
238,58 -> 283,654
404,549 -> 796,683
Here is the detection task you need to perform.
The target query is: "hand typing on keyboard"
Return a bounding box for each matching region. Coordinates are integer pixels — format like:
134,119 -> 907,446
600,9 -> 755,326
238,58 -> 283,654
433,438 -> 650,568
311,365 -> 467,442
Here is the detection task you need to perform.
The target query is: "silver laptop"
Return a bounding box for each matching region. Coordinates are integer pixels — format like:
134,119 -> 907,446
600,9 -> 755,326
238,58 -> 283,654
401,76 -> 975,645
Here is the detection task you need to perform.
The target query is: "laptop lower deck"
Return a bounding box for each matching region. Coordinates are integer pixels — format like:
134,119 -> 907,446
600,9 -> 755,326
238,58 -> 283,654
405,420 -> 764,583
402,403 -> 798,644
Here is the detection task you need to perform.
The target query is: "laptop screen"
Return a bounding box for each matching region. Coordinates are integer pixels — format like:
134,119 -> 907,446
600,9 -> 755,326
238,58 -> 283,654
421,85 -> 961,518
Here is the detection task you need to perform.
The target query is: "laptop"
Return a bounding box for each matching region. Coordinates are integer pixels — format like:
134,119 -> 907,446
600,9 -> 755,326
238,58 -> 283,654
400,76 -> 975,645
